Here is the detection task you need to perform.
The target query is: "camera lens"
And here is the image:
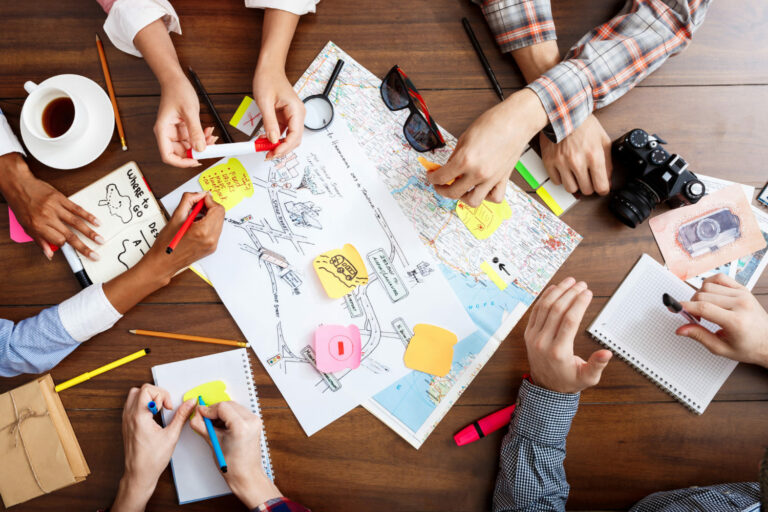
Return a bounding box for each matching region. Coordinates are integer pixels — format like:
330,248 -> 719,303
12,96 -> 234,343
609,179 -> 659,228
696,218 -> 720,241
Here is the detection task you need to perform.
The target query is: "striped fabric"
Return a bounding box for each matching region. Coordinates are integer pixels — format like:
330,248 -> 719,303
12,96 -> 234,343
475,0 -> 712,142
492,380 -> 761,511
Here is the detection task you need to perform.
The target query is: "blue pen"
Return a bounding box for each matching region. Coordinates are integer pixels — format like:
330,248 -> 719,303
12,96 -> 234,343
147,401 -> 159,415
198,396 -> 227,473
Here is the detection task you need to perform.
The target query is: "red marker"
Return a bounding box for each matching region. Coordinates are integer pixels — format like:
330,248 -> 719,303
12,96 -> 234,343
166,199 -> 205,254
186,137 -> 284,160
454,404 -> 516,446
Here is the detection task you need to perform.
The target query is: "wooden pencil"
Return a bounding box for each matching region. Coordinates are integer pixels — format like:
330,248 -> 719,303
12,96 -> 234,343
129,329 -> 249,348
95,33 -> 128,151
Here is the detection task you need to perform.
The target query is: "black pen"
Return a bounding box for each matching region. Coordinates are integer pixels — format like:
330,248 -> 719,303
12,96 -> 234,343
462,17 -> 505,101
187,66 -> 234,144
61,243 -> 92,289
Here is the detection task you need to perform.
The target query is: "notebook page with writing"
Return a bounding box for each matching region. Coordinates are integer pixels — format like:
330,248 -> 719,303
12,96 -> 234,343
151,349 -> 272,504
588,254 -> 737,414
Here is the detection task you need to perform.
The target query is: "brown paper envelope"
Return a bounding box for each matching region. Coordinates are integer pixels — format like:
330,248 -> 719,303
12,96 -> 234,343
39,375 -> 90,480
0,379 -> 76,507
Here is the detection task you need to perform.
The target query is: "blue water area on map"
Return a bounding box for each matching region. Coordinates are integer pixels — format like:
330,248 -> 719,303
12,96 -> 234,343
391,176 -> 458,210
373,265 -> 536,433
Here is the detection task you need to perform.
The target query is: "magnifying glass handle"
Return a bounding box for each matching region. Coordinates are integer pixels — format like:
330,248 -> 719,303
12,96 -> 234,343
322,60 -> 345,97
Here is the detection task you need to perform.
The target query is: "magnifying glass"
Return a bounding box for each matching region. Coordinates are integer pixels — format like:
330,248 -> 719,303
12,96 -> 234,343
303,59 -> 345,131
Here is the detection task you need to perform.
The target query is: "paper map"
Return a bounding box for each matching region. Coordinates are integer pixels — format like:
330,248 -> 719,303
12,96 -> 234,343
293,43 -> 582,447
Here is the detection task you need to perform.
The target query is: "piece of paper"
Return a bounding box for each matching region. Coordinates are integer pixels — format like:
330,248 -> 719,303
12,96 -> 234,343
455,199 -> 512,240
696,174 -> 755,204
313,244 -> 369,298
314,325 -> 362,372
199,158 -> 253,211
650,184 -> 767,280
515,148 -> 549,189
480,261 -> 508,290
161,121 -> 478,437
182,380 -> 231,405
537,181 -> 579,217
403,324 -> 458,377
732,206 -> 768,290
229,96 -> 262,136
8,207 -> 33,243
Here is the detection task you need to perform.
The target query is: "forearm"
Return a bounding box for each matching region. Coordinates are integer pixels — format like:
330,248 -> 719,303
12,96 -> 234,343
133,19 -> 185,88
232,475 -> 283,510
0,152 -> 34,202
111,474 -> 155,512
511,40 -> 560,84
102,257 -> 172,315
256,9 -> 299,73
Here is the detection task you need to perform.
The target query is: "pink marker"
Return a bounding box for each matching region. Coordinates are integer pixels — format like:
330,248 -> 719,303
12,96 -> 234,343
454,404 -> 517,446
186,137 -> 284,160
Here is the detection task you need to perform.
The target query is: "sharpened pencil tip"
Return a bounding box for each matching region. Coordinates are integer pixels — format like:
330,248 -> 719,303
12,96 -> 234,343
129,330 -> 136,334
95,33 -> 101,42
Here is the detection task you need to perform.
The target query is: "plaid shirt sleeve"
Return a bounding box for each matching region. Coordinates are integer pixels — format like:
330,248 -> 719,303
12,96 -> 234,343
471,0 -> 557,53
492,379 -> 580,512
253,497 -> 311,512
528,0 -> 712,142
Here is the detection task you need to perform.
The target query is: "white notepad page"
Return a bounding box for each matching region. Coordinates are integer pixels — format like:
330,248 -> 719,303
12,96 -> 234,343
152,349 -> 273,504
588,254 -> 737,413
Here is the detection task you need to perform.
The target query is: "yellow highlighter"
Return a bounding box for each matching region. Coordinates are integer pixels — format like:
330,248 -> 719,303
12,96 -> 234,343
54,348 -> 150,393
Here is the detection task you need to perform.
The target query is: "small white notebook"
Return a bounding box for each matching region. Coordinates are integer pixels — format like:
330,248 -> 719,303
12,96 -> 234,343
588,254 -> 738,414
151,349 -> 273,504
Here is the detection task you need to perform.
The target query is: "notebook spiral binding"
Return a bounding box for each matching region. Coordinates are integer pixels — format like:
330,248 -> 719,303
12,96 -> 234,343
588,330 -> 702,415
241,350 -> 275,480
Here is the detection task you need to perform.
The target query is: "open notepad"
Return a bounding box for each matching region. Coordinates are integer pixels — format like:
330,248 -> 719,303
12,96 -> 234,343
152,349 -> 273,504
69,161 -> 166,283
588,254 -> 737,414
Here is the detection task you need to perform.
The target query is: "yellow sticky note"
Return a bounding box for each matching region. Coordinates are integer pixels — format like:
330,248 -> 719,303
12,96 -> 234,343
183,380 -> 230,406
199,158 -> 253,211
455,200 -> 512,240
480,261 -> 508,291
536,187 -> 564,216
313,244 -> 369,298
403,324 -> 458,377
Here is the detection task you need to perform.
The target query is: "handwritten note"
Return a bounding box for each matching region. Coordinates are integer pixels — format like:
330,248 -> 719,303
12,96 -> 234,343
403,324 -> 458,377
199,158 -> 253,210
455,199 -> 512,240
313,243 -> 369,298
8,207 -> 33,243
229,96 -> 262,137
314,324 -> 362,373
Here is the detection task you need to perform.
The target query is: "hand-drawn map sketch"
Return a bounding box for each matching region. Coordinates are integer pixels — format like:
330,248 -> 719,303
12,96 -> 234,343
162,123 -> 477,435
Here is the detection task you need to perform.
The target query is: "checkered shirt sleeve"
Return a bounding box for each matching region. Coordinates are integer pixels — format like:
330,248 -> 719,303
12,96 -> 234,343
630,482 -> 760,511
493,379 -> 580,511
472,0 -> 557,53
254,497 -> 311,512
528,0 -> 712,142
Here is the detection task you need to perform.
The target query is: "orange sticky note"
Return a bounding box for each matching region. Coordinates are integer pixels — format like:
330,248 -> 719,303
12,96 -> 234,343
455,199 -> 512,240
403,324 -> 458,377
313,244 -> 369,298
199,158 -> 253,210
418,156 -> 455,186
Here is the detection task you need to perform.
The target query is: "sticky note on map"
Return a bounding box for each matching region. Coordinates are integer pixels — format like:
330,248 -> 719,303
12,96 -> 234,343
455,200 -> 512,240
313,244 -> 369,298
403,324 -> 458,377
418,156 -> 455,185
8,207 -> 33,243
229,96 -> 262,136
314,324 -> 362,373
480,261 -> 508,291
183,380 -> 230,409
199,158 -> 253,210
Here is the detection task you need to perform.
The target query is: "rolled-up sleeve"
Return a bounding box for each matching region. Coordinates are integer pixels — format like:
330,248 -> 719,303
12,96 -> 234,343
99,0 -> 181,58
472,0 -> 557,53
245,0 -> 320,16
0,108 -> 25,157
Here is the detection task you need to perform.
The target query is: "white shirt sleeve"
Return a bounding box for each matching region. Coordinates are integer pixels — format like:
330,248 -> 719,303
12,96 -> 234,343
57,283 -> 123,343
103,0 -> 182,58
0,110 -> 25,157
244,0 -> 320,15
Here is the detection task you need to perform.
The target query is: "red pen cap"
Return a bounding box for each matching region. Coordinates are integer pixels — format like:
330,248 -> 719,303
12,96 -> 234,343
253,137 -> 284,152
454,404 -> 516,446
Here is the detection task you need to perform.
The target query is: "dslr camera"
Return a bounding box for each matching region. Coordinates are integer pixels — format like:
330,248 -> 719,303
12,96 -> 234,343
609,129 -> 705,228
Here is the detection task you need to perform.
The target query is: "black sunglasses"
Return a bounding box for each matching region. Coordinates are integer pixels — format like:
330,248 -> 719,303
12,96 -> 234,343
380,65 -> 446,152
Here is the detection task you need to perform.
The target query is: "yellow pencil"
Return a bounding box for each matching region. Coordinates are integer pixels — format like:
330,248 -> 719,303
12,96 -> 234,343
55,348 -> 150,392
129,329 -> 249,348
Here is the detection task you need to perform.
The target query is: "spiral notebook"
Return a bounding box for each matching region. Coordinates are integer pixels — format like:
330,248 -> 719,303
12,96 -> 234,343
587,254 -> 737,414
151,349 -> 273,504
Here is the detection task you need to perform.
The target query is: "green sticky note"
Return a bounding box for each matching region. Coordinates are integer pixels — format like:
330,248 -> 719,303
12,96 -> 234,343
515,161 -> 541,189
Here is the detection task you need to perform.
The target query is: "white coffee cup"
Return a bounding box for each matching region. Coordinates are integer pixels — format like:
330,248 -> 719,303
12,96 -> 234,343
21,80 -> 88,145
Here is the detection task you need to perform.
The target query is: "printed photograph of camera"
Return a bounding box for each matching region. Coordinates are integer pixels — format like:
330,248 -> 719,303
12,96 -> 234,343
677,208 -> 741,258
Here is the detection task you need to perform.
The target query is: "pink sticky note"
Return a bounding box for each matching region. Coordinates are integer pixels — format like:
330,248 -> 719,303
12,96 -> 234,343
314,325 -> 362,373
8,207 -> 33,243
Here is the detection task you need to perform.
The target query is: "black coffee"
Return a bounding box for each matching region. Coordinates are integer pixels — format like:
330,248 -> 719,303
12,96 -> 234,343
42,97 -> 74,138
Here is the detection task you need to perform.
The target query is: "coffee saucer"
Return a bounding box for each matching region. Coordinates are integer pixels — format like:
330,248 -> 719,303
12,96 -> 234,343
21,74 -> 115,170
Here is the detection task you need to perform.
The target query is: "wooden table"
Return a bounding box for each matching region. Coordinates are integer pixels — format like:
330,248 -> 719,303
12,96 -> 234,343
1,1 -> 767,510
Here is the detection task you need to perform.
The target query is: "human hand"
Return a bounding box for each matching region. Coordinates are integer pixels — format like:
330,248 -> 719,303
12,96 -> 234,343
154,76 -> 217,168
677,273 -> 768,367
539,114 -> 612,196
0,152 -> 102,260
253,65 -> 305,160
190,401 -> 282,508
138,191 -> 224,285
427,89 -> 547,207
114,384 -> 196,511
524,277 -> 613,393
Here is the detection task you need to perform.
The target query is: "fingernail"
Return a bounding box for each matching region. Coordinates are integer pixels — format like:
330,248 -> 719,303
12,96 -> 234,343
576,281 -> 587,289
43,248 -> 53,261
563,277 -> 576,286
268,131 -> 278,143
194,142 -> 205,152
212,136 -> 219,143
94,235 -> 105,244
92,217 -> 101,227
89,252 -> 100,262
